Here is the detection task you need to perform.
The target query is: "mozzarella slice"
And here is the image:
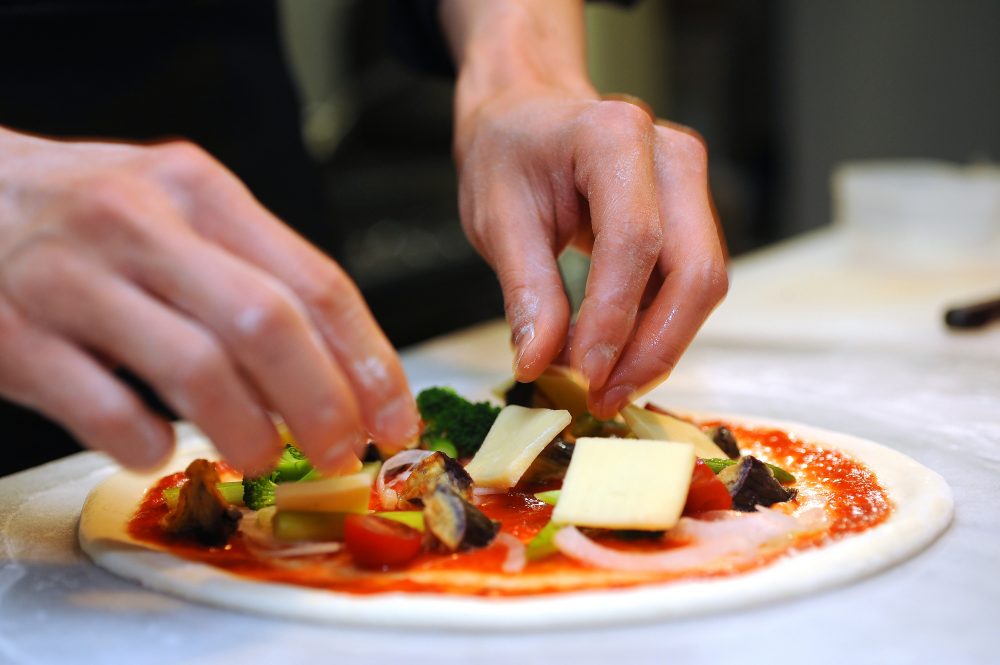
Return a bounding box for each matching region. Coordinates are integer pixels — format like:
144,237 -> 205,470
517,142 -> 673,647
552,437 -> 695,531
621,405 -> 727,459
533,367 -> 590,418
465,405 -> 572,488
275,473 -> 371,513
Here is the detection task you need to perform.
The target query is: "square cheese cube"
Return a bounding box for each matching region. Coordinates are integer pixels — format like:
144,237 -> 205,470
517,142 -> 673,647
465,405 -> 572,488
552,437 -> 695,530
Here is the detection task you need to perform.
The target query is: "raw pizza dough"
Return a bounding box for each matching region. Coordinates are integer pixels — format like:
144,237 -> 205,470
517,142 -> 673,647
79,416 -> 953,629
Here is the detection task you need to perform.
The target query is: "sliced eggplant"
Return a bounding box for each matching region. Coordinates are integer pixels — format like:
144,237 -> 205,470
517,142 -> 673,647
160,459 -> 241,547
519,436 -> 575,484
718,455 -> 797,512
708,425 -> 741,459
397,451 -> 473,508
423,485 -> 500,551
504,381 -> 536,408
360,441 -> 382,462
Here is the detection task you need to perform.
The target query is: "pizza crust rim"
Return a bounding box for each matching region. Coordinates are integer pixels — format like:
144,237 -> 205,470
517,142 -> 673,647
78,416 -> 953,630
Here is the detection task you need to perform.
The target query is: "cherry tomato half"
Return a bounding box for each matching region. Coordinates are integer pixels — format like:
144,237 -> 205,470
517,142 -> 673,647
344,514 -> 423,569
683,459 -> 733,515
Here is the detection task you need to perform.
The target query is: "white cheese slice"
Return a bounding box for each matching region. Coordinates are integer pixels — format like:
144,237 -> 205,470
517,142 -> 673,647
533,367 -> 590,418
465,405 -> 572,488
274,473 -> 371,513
621,405 -> 727,459
552,437 -> 695,530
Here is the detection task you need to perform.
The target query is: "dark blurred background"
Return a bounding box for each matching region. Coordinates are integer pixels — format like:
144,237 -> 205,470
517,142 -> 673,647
282,0 -> 1000,343
1,0 -> 998,473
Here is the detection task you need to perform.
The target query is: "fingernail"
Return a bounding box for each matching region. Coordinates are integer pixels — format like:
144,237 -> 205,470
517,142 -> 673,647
582,343 -> 617,389
375,395 -> 420,445
597,384 -> 634,418
129,419 -> 175,471
316,431 -> 366,474
512,322 -> 536,377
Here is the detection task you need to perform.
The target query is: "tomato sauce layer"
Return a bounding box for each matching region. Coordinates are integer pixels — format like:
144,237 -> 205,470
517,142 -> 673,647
127,424 -> 892,596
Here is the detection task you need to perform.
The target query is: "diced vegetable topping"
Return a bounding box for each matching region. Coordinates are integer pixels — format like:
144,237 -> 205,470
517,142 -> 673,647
519,437 -> 575,485
241,443 -> 319,510
163,480 -> 244,510
374,511 -> 425,531
718,456 -> 798,511
708,426 -> 741,459
682,459 -> 733,515
273,510 -> 349,542
526,521 -> 562,560
397,451 -> 473,508
533,490 -> 561,506
423,485 -> 500,551
160,459 -> 242,547
344,514 -> 423,568
702,458 -> 796,484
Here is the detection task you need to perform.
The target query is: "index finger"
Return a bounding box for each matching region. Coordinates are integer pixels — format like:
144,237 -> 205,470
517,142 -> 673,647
589,123 -> 728,418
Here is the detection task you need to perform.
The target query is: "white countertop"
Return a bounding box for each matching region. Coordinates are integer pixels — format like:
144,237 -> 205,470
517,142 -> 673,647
2,228 -> 998,665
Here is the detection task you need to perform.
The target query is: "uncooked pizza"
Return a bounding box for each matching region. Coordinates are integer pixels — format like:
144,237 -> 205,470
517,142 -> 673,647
79,368 -> 953,628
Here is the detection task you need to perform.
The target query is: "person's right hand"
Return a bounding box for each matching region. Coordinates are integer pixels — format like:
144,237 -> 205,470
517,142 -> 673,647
0,128 -> 419,473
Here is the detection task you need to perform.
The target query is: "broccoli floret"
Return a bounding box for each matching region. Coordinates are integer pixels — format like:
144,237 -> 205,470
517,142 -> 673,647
273,444 -> 312,481
242,444 -> 314,510
242,475 -> 278,511
416,387 -> 500,457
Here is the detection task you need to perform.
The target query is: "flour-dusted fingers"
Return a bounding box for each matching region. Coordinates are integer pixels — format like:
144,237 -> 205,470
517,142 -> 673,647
589,124 -> 728,419
0,300 -> 174,470
568,100 -> 663,393
465,178 -> 572,383
146,145 -> 418,451
1,249 -> 283,473
132,237 -> 368,473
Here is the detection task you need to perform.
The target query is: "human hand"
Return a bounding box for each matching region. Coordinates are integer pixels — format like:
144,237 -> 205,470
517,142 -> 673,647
0,128 -> 419,472
454,88 -> 728,419
442,0 -> 727,419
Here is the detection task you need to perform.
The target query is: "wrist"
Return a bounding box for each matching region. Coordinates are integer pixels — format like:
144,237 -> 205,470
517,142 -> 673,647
443,0 -> 597,123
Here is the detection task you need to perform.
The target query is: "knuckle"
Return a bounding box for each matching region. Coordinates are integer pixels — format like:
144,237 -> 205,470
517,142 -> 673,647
585,100 -> 653,141
601,223 -> 662,265
669,127 -> 709,165
229,290 -> 299,348
67,172 -> 138,224
298,264 -> 360,321
150,140 -> 217,183
693,257 -> 729,304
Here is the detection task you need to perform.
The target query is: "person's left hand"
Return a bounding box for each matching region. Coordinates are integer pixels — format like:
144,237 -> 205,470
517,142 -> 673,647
453,85 -> 728,419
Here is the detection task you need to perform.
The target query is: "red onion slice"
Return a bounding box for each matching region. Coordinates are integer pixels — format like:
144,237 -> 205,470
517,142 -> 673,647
375,449 -> 434,510
495,532 -> 527,574
554,508 -> 808,573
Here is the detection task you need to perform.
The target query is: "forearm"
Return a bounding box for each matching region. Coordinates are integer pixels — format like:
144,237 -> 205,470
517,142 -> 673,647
439,0 -> 597,121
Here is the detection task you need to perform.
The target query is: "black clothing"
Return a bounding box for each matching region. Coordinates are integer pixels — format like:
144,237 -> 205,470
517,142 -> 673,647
0,0 -> 329,475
